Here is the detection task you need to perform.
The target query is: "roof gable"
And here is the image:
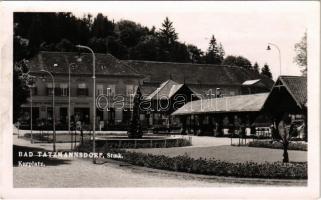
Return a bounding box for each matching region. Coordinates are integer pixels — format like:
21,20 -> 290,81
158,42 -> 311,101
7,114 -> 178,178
147,79 -> 183,100
279,76 -> 307,107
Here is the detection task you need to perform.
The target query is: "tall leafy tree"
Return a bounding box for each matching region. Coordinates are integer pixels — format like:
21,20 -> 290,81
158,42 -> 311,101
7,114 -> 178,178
204,35 -> 224,64
13,63 -> 29,123
222,55 -> 252,69
13,19 -> 34,123
130,35 -> 160,61
261,63 -> 273,79
294,32 -> 307,76
187,44 -> 204,63
170,42 -> 190,62
117,20 -> 149,47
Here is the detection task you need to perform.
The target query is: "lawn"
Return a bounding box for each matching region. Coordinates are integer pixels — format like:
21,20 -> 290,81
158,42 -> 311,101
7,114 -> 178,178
129,145 -> 307,164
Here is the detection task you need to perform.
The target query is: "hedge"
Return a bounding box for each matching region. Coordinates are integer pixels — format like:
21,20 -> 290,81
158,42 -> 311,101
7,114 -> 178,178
94,138 -> 191,149
77,138 -> 191,149
77,141 -> 307,179
248,140 -> 307,151
109,150 -> 307,179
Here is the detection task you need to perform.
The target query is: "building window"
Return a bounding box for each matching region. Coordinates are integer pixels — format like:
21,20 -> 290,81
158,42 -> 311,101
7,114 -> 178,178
107,84 -> 116,96
46,83 -> 54,96
30,86 -> 37,95
60,83 -> 68,96
126,85 -> 137,96
77,83 -> 88,96
97,84 -> 104,95
115,109 -> 123,124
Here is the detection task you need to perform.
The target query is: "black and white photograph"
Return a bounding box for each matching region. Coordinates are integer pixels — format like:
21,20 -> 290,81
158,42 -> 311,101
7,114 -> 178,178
0,1 -> 320,199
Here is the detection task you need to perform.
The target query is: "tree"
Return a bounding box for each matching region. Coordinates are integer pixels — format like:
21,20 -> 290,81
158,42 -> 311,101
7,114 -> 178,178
91,13 -> 114,38
117,20 -> 149,47
276,113 -> 298,163
128,87 -> 143,139
159,17 -> 178,47
13,21 -> 34,123
130,35 -> 160,61
261,63 -> 273,79
55,38 -> 76,52
222,55 -> 252,69
187,44 -> 204,63
13,61 -> 30,123
253,62 -> 260,74
294,32 -> 307,76
218,42 -> 225,60
105,36 -> 128,59
170,42 -> 190,62
88,37 -> 108,53
204,35 -> 224,64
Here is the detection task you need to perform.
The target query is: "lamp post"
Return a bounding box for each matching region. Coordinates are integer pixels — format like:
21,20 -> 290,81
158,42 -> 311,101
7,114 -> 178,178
267,43 -> 282,76
40,69 -> 56,152
28,84 -> 33,144
76,45 -> 96,164
68,63 -> 77,150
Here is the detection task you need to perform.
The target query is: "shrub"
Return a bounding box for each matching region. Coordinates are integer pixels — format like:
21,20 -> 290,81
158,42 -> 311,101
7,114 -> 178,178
248,140 -> 307,151
107,150 -> 307,179
78,137 -> 191,149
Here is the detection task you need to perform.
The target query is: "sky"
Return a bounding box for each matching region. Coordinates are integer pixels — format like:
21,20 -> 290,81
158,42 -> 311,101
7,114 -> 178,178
71,1 -> 315,80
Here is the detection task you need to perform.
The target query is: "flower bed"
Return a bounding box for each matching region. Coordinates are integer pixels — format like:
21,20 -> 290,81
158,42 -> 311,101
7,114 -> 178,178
78,137 -> 192,149
77,142 -> 307,179
110,150 -> 307,179
248,140 -> 307,151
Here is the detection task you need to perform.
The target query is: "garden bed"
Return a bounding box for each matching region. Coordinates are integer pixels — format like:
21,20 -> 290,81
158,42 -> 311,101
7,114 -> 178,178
78,136 -> 192,149
76,143 -> 307,179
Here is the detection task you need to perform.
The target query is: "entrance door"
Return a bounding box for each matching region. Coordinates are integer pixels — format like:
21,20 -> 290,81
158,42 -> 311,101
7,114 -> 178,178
60,107 -> 67,124
74,108 -> 90,124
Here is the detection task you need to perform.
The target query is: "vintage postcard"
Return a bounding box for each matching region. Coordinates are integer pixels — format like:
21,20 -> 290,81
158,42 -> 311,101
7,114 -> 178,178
0,1 -> 320,199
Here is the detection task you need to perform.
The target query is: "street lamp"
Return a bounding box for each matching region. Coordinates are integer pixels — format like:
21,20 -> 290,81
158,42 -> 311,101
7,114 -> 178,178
40,69 -> 56,152
267,42 -> 282,76
76,45 -> 96,164
68,63 -> 77,150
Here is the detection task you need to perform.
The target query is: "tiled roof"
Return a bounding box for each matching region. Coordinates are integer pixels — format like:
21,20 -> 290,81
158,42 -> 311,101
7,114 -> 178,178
172,93 -> 269,115
123,60 -> 274,88
279,76 -> 307,107
147,79 -> 183,100
27,51 -> 142,77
